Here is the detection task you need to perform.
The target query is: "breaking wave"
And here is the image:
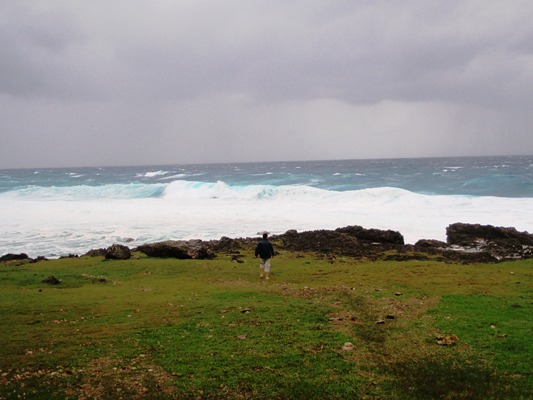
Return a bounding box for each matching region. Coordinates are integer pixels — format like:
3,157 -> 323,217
2,178 -> 533,258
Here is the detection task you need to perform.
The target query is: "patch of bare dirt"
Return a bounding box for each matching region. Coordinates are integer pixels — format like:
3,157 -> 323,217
1,353 -> 179,400
65,354 -> 178,400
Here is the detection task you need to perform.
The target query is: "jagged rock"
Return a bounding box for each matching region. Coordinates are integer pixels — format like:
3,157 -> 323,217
410,240 -> 450,258
284,229 -> 298,236
279,229 -> 361,255
276,226 -> 405,259
135,240 -> 215,260
84,248 -> 107,257
414,239 -> 448,248
213,236 -> 245,253
336,225 -> 405,245
105,244 -> 131,260
446,223 -> 533,260
447,223 -> 533,246
0,253 -> 30,262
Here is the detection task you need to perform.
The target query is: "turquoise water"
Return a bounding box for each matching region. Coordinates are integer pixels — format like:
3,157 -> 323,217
1,155 -> 533,197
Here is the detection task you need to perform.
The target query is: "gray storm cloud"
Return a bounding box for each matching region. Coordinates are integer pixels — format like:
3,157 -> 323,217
1,0 -> 533,168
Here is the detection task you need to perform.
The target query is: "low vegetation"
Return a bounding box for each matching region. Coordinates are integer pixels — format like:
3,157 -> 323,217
0,251 -> 531,399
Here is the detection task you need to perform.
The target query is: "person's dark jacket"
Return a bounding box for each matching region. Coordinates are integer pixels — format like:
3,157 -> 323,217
255,239 -> 274,259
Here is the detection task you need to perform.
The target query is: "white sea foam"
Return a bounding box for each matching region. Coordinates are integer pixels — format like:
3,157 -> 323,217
139,170 -> 170,178
1,181 -> 533,257
160,173 -> 203,180
3,183 -> 166,200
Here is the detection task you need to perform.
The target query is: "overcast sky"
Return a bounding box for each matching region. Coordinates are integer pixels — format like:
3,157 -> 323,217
1,0 -> 533,168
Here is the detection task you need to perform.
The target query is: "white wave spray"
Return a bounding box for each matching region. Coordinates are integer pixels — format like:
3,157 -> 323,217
1,180 -> 533,257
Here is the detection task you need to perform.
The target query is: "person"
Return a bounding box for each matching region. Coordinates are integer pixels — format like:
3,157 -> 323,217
255,232 -> 274,279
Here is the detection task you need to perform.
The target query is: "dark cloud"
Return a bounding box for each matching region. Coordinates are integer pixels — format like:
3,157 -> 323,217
1,0 -> 533,168
0,2 -> 87,97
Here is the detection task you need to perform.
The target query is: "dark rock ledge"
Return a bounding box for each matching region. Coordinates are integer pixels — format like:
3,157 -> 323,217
2,223 -> 533,264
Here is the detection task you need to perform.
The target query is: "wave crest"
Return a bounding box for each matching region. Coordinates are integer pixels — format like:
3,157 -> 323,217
160,180 -> 415,203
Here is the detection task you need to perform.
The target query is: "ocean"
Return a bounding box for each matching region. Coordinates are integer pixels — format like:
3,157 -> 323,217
1,155 -> 533,258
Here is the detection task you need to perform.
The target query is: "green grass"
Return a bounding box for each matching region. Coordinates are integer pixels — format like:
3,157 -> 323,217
0,254 -> 532,399
137,292 -> 361,399
383,292 -> 532,400
434,294 -> 532,373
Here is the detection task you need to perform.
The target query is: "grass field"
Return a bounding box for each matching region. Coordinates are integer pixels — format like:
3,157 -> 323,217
0,251 -> 531,399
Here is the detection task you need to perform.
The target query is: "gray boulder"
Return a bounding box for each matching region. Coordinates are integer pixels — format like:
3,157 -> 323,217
135,240 -> 215,260
105,244 -> 131,260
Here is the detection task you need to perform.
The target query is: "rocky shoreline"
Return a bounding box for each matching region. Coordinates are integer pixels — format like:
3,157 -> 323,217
2,223 -> 533,264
